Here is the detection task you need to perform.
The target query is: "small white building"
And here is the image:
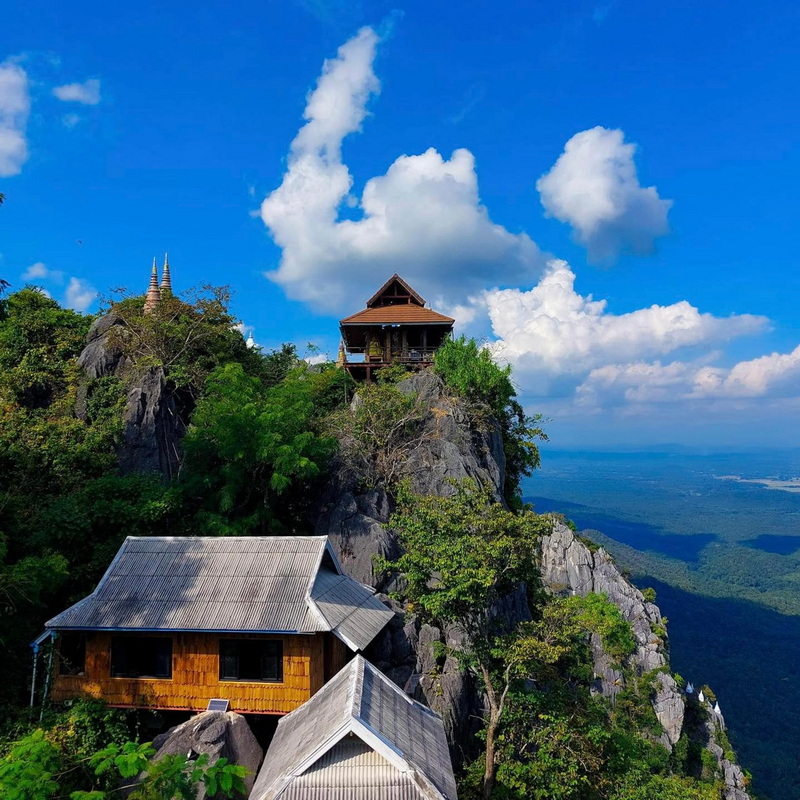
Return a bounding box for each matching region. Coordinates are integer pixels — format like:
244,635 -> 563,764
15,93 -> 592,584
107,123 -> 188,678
250,655 -> 458,800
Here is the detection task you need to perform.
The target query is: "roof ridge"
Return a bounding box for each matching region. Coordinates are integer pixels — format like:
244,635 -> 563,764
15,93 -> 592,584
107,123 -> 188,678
121,535 -> 328,542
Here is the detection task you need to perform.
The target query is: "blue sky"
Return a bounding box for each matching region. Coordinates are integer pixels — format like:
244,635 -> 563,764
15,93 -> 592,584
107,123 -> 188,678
2,0 -> 799,447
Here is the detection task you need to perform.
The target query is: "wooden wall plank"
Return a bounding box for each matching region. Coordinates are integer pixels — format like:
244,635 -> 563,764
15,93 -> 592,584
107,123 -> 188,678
50,632 -> 323,715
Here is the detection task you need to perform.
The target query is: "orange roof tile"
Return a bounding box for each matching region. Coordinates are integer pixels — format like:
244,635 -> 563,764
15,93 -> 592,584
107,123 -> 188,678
340,305 -> 454,325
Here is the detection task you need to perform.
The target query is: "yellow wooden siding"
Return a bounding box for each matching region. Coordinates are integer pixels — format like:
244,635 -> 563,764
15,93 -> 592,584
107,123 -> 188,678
51,632 -> 326,715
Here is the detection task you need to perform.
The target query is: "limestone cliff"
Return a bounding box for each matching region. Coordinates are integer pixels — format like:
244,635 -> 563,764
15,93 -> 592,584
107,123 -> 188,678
76,312 -> 186,480
540,523 -> 750,800
315,370 -> 752,798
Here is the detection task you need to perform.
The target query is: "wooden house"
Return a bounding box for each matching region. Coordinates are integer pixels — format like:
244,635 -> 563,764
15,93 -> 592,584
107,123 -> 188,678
41,536 -> 393,715
250,655 -> 458,800
339,274 -> 454,381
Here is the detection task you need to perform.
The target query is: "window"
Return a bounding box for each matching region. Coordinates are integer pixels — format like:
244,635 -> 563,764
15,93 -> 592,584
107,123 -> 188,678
58,634 -> 86,676
219,639 -> 283,682
111,636 -> 172,678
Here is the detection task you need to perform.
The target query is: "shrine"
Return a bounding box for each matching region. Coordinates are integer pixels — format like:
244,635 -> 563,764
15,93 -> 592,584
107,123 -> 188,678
338,274 -> 455,381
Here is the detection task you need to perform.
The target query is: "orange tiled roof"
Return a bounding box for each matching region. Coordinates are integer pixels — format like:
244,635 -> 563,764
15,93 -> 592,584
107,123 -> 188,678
340,305 -> 454,325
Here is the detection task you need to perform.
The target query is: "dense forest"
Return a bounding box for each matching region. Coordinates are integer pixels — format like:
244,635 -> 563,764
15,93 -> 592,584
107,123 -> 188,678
0,285 -> 747,799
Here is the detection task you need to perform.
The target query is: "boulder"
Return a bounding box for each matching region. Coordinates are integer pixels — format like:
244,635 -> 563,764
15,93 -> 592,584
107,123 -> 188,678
149,711 -> 263,799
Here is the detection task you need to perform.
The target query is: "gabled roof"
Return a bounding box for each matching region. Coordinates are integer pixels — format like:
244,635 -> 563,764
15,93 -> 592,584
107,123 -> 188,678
366,274 -> 425,308
251,655 -> 457,800
45,537 -> 392,651
339,305 -> 455,326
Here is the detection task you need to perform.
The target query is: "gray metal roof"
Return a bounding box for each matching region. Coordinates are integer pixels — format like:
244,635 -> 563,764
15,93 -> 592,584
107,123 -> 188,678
45,537 -> 392,651
250,655 -> 458,800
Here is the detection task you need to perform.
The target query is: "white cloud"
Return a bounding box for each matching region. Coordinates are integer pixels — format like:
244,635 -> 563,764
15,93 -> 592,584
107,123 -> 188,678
537,126 -> 672,262
693,344 -> 800,399
62,112 -> 81,128
22,262 -> 65,283
0,59 -> 30,177
573,344 -> 800,410
53,78 -> 101,105
486,260 -> 768,394
261,26 -> 543,313
64,277 -> 97,312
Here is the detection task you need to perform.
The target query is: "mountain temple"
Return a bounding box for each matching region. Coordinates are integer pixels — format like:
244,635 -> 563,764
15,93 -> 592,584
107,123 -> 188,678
338,274 -> 455,381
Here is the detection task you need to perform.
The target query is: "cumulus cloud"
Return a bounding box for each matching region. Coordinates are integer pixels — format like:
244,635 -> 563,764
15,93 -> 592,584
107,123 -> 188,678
575,344 -> 800,410
261,26 -> 543,313
64,277 -> 97,312
537,127 -> 672,262
22,262 -> 65,283
486,260 -> 767,394
693,345 -> 800,399
53,78 -> 101,105
0,59 -> 30,177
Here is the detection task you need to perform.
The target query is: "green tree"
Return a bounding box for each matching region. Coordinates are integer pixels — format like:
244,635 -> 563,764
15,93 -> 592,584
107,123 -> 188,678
180,362 -> 337,533
384,481 -> 552,798
104,286 -> 265,396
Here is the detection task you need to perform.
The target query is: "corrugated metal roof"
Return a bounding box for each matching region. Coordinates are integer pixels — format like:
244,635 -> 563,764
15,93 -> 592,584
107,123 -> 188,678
309,570 -> 394,651
339,306 -> 454,325
45,537 -> 391,649
250,656 -> 457,800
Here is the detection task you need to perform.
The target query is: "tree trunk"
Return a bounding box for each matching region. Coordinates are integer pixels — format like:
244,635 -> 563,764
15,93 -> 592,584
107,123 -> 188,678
480,664 -> 499,800
483,710 -> 499,799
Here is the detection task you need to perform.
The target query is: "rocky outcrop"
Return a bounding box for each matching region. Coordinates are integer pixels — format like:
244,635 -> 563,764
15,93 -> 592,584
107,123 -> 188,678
317,371 -> 511,759
75,311 -> 186,480
540,522 -> 751,797
118,366 -> 185,479
394,372 -> 506,503
77,312 -> 131,380
145,711 -> 263,799
315,371 -> 505,591
540,522 -> 666,675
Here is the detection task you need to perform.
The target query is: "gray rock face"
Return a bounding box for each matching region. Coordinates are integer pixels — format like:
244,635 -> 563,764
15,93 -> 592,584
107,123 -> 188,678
652,672 -> 685,748
75,312 -> 186,480
118,366 -> 185,479
317,371 -> 510,761
696,705 -> 752,800
147,711 -> 263,799
78,312 -> 131,380
540,523 -> 683,745
314,486 -> 398,590
395,372 -> 506,503
541,524 -> 751,797
540,523 -> 666,676
722,759 -> 751,800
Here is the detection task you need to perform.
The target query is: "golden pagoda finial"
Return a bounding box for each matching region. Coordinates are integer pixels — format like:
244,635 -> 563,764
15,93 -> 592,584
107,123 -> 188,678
160,252 -> 172,293
144,257 -> 161,314
336,341 -> 346,368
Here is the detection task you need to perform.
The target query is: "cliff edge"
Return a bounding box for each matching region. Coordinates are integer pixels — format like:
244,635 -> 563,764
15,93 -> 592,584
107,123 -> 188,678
315,370 -> 752,798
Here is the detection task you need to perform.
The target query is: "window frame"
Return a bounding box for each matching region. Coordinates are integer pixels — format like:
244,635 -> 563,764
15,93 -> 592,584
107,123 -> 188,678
58,633 -> 87,676
110,635 -> 173,680
218,638 -> 284,684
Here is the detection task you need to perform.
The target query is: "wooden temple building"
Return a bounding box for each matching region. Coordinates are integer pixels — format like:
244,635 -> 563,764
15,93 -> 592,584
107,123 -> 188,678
338,275 -> 454,381
39,536 -> 393,715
